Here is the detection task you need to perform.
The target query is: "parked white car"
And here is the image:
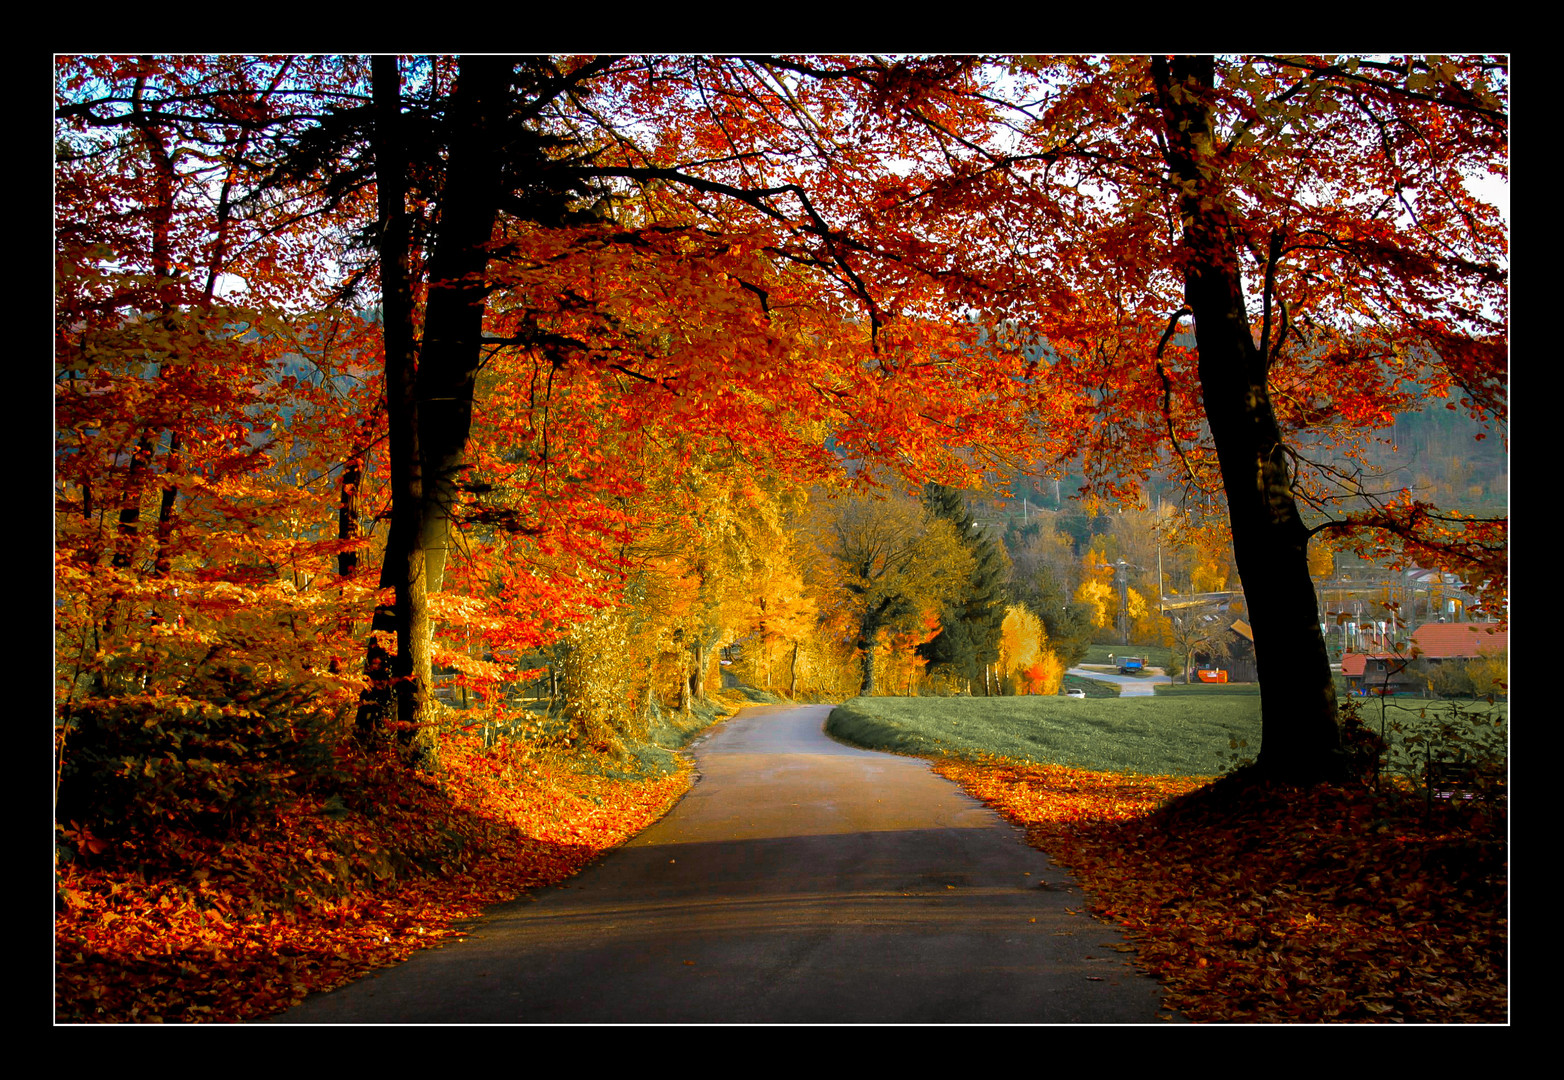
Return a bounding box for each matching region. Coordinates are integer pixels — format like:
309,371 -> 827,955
1065,688 -> 1086,699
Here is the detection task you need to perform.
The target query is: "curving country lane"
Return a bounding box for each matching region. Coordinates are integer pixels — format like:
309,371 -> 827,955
273,703 -> 1178,1024
1068,667 -> 1172,697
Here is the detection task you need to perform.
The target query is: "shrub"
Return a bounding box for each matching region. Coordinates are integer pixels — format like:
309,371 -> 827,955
56,667 -> 353,845
1337,696 -> 1388,782
1349,694 -> 1507,809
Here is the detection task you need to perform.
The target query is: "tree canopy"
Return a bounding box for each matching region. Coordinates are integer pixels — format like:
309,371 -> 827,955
56,54 -> 1506,788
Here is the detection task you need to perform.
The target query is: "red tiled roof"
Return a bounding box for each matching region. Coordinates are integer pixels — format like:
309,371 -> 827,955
1411,622 -> 1507,659
1340,653 -> 1409,675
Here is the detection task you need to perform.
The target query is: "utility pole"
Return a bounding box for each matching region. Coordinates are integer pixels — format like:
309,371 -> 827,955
1096,558 -> 1145,646
1157,542 -> 1164,612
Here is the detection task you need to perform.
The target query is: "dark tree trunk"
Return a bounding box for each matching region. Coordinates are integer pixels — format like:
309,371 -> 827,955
1153,56 -> 1343,783
337,448 -> 363,579
329,443 -> 365,678
857,620 -> 879,696
678,650 -> 692,713
357,55 -> 432,763
414,56 -> 509,596
111,437 -> 154,572
151,431 -> 181,579
356,56 -> 512,766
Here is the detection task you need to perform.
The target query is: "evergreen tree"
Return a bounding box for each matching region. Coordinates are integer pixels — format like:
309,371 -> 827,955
1017,573 -> 1095,670
917,485 -> 1009,693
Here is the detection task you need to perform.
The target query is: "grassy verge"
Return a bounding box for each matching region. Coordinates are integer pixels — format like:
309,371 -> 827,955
826,695 -> 1260,776
828,694 -> 1507,1023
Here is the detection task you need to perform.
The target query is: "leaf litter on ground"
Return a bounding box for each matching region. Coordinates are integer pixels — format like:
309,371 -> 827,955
55,728 -> 693,1023
934,755 -> 1507,1023
57,719 -> 1506,1024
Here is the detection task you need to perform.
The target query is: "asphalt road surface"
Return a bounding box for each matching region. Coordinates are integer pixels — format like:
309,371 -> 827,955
273,703 -> 1177,1024
1069,667 -> 1171,697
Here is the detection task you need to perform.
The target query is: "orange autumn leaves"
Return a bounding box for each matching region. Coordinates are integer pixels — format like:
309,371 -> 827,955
57,728 -> 1506,1023
55,730 -> 693,1023
936,757 -> 1506,1023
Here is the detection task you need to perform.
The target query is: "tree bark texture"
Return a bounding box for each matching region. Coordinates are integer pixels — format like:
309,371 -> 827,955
858,619 -> 880,696
359,55 -> 432,762
689,636 -> 715,704
414,56 -> 509,596
1153,56 -> 1343,782
357,56 -> 514,763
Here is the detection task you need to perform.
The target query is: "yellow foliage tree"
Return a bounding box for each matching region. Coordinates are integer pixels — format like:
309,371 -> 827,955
997,603 -> 1064,695
880,610 -> 942,696
1307,538 -> 1335,580
1073,577 -> 1115,630
1136,610 -> 1176,649
1189,559 -> 1228,594
1125,586 -> 1147,626
807,491 -> 974,695
1022,652 -> 1065,696
1125,586 -> 1173,647
1465,650 -> 1508,698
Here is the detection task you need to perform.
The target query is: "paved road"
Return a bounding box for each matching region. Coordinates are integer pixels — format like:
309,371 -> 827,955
1069,667 -> 1171,697
273,704 -> 1176,1024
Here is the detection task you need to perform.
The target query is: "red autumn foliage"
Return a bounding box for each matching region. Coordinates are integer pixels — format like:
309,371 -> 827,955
936,756 -> 1506,1023
55,54 -> 1507,1021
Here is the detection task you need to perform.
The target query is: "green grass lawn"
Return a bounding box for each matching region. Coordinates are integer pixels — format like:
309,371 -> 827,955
1081,643 -> 1174,668
1059,673 -> 1122,698
826,695 -> 1260,777
1154,681 -> 1261,697
825,692 -> 1507,783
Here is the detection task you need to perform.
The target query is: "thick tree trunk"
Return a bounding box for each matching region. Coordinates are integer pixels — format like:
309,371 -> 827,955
857,624 -> 878,696
337,448 -> 363,579
357,57 -> 510,766
689,638 -> 708,704
414,56 -> 509,596
1154,56 -> 1343,783
150,433 -> 181,581
358,56 -> 434,764
110,437 -> 154,572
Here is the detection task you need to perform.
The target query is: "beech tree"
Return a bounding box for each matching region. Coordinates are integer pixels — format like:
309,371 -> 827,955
233,55 -> 1056,752
996,603 -> 1064,696
54,57 -> 391,827
982,56 -> 1507,781
60,54 -> 1506,787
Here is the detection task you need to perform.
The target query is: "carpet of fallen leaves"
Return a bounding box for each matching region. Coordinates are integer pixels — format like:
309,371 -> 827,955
55,730 -> 694,1023
934,757 -> 1507,1023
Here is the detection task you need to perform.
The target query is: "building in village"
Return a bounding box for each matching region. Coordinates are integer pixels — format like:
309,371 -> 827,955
1339,622 -> 1507,697
1190,618 -> 1259,682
